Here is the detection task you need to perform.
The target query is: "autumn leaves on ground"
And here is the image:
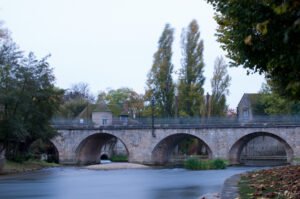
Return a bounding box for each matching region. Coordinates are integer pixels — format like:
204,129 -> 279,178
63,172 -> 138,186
239,165 -> 300,199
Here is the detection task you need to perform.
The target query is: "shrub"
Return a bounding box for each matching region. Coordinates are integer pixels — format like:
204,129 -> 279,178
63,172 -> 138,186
110,155 -> 128,162
212,158 -> 226,169
184,158 -> 202,170
184,158 -> 227,170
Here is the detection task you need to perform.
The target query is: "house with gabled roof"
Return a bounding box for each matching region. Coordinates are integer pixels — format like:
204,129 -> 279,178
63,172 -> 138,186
237,93 -> 261,121
77,102 -> 113,127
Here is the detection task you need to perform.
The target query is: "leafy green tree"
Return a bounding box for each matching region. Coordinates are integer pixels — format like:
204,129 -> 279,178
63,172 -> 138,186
207,0 -> 300,99
145,24 -> 175,117
0,41 -> 63,160
178,20 -> 205,117
99,88 -> 144,117
210,56 -> 231,116
253,82 -> 300,115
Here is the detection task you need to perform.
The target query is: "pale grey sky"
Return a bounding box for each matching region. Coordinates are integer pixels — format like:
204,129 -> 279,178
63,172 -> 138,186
0,0 -> 264,109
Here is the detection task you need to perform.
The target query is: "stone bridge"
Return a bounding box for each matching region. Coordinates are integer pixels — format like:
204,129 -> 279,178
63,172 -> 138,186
49,121 -> 300,165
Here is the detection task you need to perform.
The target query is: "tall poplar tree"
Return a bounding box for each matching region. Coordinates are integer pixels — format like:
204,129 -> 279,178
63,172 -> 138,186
210,56 -> 231,116
178,20 -> 205,117
146,24 -> 175,117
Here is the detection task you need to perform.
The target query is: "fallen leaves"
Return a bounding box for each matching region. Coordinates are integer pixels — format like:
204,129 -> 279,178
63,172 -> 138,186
239,165 -> 300,199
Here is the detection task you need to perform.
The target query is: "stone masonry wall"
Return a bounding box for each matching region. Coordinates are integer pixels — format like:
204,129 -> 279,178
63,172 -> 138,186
52,127 -> 300,165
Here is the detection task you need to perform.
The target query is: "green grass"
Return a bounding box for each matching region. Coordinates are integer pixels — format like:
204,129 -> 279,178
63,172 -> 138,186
1,160 -> 59,174
238,175 -> 256,199
184,158 -> 227,170
292,157 -> 300,164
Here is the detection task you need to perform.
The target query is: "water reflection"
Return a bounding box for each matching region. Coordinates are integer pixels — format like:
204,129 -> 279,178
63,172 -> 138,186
0,167 -> 258,199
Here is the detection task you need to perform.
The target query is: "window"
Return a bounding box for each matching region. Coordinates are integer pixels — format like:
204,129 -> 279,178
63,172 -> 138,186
102,119 -> 108,125
243,108 -> 249,119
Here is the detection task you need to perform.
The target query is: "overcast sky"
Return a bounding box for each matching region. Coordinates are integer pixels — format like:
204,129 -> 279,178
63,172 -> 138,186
0,0 -> 264,109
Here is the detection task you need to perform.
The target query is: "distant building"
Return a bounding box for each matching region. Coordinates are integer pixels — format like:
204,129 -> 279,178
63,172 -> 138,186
237,93 -> 261,121
77,103 -> 113,127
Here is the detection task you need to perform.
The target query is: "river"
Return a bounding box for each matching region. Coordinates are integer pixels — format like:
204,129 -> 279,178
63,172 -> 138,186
0,166 -> 258,199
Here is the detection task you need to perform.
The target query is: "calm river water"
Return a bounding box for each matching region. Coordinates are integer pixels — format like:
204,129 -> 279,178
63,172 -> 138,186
0,166 -> 257,199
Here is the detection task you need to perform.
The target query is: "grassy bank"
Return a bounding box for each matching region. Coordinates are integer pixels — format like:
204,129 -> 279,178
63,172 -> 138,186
238,165 -> 300,198
1,160 -> 59,175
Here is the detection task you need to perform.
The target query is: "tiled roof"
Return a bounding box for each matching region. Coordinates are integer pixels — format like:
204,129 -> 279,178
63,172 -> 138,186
76,103 -> 111,118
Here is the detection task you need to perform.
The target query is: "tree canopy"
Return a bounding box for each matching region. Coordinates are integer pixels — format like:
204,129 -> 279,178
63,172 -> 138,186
210,56 -> 231,116
146,24 -> 175,117
253,82 -> 300,115
97,88 -> 144,118
57,82 -> 94,119
0,39 -> 63,159
178,20 -> 205,116
207,0 -> 300,99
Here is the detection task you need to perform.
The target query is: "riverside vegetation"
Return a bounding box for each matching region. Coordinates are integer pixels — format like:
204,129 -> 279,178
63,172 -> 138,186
184,158 -> 227,170
1,160 -> 59,175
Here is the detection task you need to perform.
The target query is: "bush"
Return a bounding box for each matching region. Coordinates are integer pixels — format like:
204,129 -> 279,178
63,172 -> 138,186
110,155 -> 128,162
184,158 -> 227,170
184,158 -> 202,170
212,158 -> 226,169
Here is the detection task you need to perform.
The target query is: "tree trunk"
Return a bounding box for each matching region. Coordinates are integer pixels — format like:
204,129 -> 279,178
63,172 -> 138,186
0,144 -> 5,172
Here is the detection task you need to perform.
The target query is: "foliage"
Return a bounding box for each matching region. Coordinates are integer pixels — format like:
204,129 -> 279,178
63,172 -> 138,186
176,137 -> 206,155
253,82 -> 300,115
210,56 -> 231,117
238,165 -> 300,198
99,88 -> 144,117
110,155 -> 128,162
184,158 -> 227,170
56,82 -> 94,118
178,20 -> 205,117
184,158 -> 202,170
207,0 -> 300,100
146,24 -> 175,117
0,40 -> 63,160
2,160 -> 59,174
212,158 -> 226,169
28,139 -> 58,163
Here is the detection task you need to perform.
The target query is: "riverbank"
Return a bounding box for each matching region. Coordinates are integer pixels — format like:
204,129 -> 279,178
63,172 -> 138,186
0,160 -> 59,175
238,165 -> 300,198
85,162 -> 150,170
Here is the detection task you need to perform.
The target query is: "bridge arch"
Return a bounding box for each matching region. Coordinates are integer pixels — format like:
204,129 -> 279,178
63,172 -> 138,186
151,133 -> 212,165
75,132 -> 129,165
29,139 -> 60,163
229,131 -> 294,165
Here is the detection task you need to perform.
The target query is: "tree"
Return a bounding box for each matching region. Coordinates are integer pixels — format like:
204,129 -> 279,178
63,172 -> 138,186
207,0 -> 300,99
145,24 -> 175,117
178,20 -> 205,117
253,82 -> 300,115
0,40 -> 63,160
210,56 -> 231,116
0,22 -> 10,42
99,88 -> 144,117
57,82 -> 94,119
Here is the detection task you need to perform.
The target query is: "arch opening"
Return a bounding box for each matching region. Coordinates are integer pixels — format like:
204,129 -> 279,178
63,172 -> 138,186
100,154 -> 109,160
229,132 -> 293,166
152,133 -> 212,166
29,139 -> 59,163
76,133 -> 129,165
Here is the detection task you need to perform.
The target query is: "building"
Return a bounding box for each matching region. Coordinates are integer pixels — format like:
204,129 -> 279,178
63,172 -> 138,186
77,103 -> 113,127
237,93 -> 261,121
